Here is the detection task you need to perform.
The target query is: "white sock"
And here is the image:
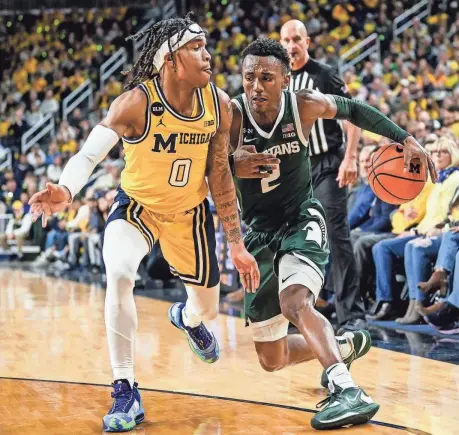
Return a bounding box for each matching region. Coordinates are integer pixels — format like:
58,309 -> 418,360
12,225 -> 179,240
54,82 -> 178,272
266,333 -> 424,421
326,363 -> 356,391
182,304 -> 201,328
336,335 -> 354,360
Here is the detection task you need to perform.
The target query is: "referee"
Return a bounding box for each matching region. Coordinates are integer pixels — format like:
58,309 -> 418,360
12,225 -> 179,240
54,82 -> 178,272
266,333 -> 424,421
280,20 -> 365,333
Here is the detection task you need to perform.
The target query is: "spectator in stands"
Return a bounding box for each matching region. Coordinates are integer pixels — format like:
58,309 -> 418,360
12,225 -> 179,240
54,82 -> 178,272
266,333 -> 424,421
92,163 -> 121,191
47,156 -> 64,183
22,90 -> 40,113
27,145 -> 46,168
7,107 -> 29,151
57,77 -> 73,104
348,146 -> 395,304
0,200 -> 32,260
19,192 -> 30,213
34,217 -> 70,268
371,137 -> 459,323
14,154 -> 33,186
423,249 -> 459,334
56,121 -> 77,153
417,227 -> 459,313
226,65 -> 243,97
31,155 -> 47,178
22,173 -> 38,198
68,109 -> 83,129
443,106 -> 459,138
77,119 -> 91,144
1,178 -> 22,212
106,76 -> 123,101
402,184 -> 459,314
40,90 -> 59,116
84,194 -> 109,271
348,146 -> 377,231
67,193 -> 96,268
45,139 -> 61,165
25,101 -> 44,127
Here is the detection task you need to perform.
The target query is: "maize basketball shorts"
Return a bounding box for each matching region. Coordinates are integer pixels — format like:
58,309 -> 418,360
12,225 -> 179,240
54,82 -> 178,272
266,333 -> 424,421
106,187 -> 220,288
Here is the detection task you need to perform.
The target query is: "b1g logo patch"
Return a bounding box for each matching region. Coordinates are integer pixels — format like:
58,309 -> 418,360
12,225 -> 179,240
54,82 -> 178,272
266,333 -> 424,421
151,102 -> 165,116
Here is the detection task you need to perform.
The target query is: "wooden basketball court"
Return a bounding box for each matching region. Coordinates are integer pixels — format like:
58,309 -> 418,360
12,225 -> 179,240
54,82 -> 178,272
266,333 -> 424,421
0,269 -> 457,435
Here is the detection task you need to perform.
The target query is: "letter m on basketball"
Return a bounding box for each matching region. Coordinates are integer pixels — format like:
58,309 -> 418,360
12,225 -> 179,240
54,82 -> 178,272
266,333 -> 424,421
152,133 -> 178,153
409,162 -> 421,174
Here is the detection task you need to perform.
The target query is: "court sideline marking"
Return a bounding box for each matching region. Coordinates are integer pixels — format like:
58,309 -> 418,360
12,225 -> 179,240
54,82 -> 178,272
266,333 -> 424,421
0,376 -> 432,434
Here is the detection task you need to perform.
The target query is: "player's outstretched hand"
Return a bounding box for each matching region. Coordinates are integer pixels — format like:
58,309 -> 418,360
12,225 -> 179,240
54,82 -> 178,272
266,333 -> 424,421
29,183 -> 72,227
230,244 -> 260,293
234,145 -> 280,179
403,136 -> 437,183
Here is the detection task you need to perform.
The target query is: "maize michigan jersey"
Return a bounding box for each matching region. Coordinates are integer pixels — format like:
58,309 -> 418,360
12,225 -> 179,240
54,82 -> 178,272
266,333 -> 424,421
121,76 -> 221,214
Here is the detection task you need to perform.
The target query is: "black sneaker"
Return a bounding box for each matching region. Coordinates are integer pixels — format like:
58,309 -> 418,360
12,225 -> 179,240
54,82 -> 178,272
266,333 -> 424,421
311,382 -> 380,430
426,302 -> 459,334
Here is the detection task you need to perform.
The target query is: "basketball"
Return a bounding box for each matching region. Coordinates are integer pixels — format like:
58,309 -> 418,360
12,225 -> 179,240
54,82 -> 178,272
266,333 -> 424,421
368,143 -> 426,205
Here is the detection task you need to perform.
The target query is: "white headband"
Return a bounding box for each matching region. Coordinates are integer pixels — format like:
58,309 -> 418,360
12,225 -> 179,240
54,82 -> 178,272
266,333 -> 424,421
153,23 -> 205,71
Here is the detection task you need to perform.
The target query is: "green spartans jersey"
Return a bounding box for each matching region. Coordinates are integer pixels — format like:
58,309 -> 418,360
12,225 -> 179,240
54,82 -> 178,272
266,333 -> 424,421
232,90 -> 313,232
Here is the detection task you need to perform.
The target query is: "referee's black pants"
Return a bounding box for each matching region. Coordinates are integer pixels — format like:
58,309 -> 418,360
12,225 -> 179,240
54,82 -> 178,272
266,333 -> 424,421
310,147 -> 365,324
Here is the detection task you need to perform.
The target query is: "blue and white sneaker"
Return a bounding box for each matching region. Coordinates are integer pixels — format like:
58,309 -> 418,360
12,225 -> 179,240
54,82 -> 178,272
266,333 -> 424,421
168,302 -> 219,363
103,380 -> 145,432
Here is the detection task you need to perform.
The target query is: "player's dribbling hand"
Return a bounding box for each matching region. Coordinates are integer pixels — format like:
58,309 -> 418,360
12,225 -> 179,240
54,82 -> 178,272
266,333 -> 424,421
28,183 -> 72,228
403,136 -> 437,183
230,245 -> 260,293
234,145 -> 280,179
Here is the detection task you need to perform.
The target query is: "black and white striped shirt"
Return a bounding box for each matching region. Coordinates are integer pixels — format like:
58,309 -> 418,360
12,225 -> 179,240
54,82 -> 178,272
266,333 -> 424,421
289,57 -> 348,157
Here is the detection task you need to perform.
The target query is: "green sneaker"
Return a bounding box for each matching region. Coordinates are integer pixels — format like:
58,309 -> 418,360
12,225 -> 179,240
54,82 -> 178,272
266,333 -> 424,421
320,330 -> 372,388
311,383 -> 380,430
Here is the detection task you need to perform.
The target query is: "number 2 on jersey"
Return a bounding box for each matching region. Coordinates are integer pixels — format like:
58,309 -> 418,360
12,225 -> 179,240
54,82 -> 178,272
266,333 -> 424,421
169,159 -> 192,187
261,167 -> 281,193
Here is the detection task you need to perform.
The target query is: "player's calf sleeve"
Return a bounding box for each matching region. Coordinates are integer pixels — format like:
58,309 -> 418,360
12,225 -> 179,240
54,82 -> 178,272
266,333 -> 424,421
105,279 -> 138,387
103,220 -> 148,387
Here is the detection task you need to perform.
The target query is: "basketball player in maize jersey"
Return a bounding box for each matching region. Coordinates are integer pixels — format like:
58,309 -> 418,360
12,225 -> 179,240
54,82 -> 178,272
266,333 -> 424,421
28,14 -> 261,433
229,39 -> 436,430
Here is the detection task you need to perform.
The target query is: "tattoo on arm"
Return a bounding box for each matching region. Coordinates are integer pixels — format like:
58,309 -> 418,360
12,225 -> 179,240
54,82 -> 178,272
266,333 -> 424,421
225,227 -> 242,244
207,98 -> 243,245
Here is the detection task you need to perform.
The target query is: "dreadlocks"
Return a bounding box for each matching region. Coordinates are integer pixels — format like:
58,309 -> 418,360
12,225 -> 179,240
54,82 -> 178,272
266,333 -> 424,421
123,12 -> 202,90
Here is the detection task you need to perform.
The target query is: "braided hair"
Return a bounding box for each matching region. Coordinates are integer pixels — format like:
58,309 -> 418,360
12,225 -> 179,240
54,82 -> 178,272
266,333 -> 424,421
123,12 -> 202,90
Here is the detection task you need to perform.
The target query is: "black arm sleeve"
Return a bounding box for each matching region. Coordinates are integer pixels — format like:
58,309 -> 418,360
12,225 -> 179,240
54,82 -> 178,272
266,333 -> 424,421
332,95 -> 410,143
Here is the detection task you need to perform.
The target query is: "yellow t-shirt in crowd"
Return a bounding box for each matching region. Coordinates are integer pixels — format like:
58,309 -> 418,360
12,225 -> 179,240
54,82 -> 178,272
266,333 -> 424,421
417,172 -> 459,234
363,0 -> 379,8
391,181 -> 434,234
106,80 -> 123,98
32,77 -> 48,93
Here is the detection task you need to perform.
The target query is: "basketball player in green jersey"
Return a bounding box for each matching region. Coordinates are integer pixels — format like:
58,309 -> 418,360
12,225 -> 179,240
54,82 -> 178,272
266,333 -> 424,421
229,38 -> 435,430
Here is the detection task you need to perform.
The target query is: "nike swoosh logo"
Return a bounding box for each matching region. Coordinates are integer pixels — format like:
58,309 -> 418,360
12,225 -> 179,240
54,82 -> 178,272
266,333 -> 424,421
358,332 -> 367,355
281,273 -> 296,284
244,137 -> 257,143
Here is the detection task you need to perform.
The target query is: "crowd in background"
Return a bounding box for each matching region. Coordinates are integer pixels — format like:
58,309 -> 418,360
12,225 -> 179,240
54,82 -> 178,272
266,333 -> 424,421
0,1 -> 459,332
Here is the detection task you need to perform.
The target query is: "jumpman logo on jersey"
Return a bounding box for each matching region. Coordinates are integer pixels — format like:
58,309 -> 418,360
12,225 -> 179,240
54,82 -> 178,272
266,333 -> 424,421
157,118 -> 166,127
